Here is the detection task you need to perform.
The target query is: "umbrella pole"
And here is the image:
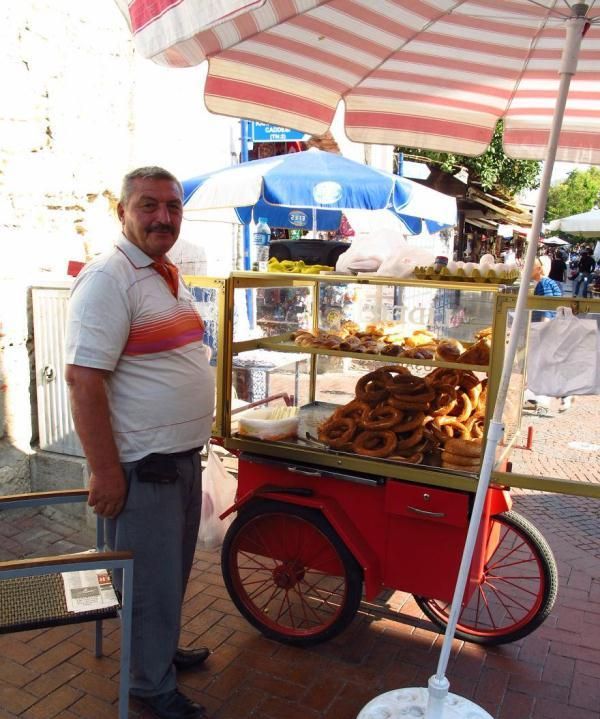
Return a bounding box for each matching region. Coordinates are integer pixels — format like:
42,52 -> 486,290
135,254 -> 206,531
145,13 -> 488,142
358,7 -> 588,719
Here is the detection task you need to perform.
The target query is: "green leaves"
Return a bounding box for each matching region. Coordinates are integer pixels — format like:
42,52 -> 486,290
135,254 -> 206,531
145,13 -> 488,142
545,167 -> 600,224
396,121 -> 541,197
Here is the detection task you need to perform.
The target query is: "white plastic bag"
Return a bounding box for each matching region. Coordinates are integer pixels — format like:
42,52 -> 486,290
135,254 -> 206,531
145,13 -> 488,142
527,307 -> 599,397
197,445 -> 237,550
377,245 -> 435,279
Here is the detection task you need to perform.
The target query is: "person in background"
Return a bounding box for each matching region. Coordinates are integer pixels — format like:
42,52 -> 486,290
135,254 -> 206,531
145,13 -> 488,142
524,258 -> 572,415
65,167 -> 214,719
501,245 -> 516,264
548,249 -> 567,290
573,247 -> 596,297
538,251 -> 551,278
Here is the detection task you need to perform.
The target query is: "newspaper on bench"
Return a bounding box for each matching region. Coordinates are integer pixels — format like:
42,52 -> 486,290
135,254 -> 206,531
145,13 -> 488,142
61,567 -> 119,613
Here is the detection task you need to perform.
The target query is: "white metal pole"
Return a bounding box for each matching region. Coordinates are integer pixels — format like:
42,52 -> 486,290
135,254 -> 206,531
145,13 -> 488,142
424,7 -> 588,718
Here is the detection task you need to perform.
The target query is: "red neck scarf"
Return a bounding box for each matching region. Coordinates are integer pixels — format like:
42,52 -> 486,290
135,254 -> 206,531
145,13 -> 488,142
151,260 -> 179,298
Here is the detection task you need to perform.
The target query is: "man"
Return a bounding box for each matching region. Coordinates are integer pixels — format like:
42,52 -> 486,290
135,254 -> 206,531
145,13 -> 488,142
573,247 -> 596,297
548,249 -> 567,290
524,258 -> 572,414
65,167 -> 214,719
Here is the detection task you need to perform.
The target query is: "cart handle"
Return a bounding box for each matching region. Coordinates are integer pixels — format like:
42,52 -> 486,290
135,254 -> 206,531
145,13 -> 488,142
288,466 -> 321,477
407,505 -> 446,519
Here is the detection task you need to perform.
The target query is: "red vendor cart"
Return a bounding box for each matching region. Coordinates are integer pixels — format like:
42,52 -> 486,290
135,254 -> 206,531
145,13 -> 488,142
191,272 -> 568,647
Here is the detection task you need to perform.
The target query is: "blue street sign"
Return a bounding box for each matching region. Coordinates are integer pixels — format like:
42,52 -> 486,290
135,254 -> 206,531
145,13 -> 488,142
250,121 -> 306,143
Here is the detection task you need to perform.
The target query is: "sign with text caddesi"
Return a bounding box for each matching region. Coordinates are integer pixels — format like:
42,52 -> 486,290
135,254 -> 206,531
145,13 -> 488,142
250,121 -> 306,143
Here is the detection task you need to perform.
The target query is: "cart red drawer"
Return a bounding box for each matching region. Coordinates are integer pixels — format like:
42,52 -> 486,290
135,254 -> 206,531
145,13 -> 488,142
383,481 -> 484,601
384,481 -> 469,529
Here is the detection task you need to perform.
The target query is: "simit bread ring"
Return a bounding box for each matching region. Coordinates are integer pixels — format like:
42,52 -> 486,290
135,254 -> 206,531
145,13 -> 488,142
457,370 -> 481,391
464,414 -> 485,438
395,426 -> 424,451
359,404 -> 402,430
448,391 -> 473,423
333,399 -> 371,422
352,430 -> 397,458
318,417 -> 356,448
425,367 -> 461,389
388,451 -> 424,464
355,370 -> 392,403
377,365 -> 412,378
390,410 -> 426,433
431,416 -> 470,440
444,437 -> 482,457
429,384 -> 458,416
441,450 -> 481,467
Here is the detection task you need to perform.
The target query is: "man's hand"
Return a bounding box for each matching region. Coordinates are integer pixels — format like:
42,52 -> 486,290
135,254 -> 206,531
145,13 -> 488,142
88,466 -> 127,518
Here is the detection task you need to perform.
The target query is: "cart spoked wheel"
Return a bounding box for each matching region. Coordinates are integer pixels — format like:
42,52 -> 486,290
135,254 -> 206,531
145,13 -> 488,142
414,511 -> 558,645
222,499 -> 363,646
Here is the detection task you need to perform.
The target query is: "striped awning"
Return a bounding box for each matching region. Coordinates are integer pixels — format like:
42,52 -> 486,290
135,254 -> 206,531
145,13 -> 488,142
122,1 -> 600,163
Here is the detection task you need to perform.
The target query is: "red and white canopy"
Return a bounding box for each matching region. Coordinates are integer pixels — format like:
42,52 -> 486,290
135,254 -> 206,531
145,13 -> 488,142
122,0 -> 600,163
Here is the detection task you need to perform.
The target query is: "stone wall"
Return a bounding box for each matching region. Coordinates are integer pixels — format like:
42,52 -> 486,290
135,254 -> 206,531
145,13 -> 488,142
0,1 -> 238,488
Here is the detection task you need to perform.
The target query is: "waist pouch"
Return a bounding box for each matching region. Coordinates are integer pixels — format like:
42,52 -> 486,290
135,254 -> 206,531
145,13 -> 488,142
136,447 -> 202,484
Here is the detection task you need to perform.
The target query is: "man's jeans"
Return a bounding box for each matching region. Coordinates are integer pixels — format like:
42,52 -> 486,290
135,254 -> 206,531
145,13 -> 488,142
573,271 -> 591,297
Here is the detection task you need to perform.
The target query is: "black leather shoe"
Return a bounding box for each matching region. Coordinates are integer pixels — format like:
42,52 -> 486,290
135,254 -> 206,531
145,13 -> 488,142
173,646 -> 211,670
133,689 -> 207,719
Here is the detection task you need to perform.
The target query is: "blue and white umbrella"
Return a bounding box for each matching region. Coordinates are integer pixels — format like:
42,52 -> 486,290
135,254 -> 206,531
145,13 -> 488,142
182,148 -> 456,235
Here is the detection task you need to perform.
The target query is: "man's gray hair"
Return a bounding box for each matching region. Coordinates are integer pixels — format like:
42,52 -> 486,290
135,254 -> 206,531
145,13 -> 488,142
120,166 -> 183,204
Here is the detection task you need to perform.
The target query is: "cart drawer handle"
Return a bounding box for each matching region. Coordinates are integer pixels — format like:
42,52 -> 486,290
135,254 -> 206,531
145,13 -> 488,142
288,466 -> 321,477
407,505 -> 446,519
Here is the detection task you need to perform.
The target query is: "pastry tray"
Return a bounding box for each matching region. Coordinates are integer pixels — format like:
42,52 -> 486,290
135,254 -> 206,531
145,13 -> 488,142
233,401 -> 481,477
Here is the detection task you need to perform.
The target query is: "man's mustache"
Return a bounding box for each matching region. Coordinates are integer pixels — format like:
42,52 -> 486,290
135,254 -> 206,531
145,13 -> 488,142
148,223 -> 175,234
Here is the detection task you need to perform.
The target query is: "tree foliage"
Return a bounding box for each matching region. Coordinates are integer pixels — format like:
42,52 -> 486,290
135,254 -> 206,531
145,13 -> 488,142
396,121 -> 540,197
545,166 -> 600,222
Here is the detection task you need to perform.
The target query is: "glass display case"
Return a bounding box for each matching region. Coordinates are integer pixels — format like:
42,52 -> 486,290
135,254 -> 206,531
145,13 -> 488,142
214,271 -> 520,491
187,270 -> 600,496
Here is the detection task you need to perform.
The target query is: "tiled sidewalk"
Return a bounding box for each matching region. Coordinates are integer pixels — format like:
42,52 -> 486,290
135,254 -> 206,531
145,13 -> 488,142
1,398 -> 599,718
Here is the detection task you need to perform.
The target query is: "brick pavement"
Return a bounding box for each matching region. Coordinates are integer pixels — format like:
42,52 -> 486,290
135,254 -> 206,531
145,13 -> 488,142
1,398 -> 599,718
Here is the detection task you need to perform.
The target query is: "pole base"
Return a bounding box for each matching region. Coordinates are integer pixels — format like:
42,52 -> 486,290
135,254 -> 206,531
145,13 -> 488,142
357,688 -> 493,718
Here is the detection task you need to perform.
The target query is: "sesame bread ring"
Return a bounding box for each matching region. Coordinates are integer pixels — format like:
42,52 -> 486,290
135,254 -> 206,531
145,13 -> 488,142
444,437 -> 482,458
458,370 -> 481,391
441,450 -> 481,467
448,391 -> 473,423
464,414 -> 485,439
389,410 -> 426,433
318,417 -> 356,449
395,426 -> 424,451
388,451 -> 425,464
387,396 -> 432,412
352,430 -> 397,458
425,367 -> 461,389
355,370 -> 392,404
429,384 -> 458,417
359,404 -> 402,430
377,365 -> 412,377
433,416 -> 471,440
333,399 -> 371,422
